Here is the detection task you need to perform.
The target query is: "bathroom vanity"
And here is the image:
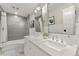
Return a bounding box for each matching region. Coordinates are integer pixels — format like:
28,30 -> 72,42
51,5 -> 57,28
24,36 -> 78,56
24,4 -> 77,56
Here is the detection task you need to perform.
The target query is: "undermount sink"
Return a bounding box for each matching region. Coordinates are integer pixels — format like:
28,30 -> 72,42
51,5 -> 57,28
42,39 -> 67,51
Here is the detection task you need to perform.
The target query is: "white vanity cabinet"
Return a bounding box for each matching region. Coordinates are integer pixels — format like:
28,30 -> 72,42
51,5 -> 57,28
24,36 -> 78,56
24,38 -> 49,56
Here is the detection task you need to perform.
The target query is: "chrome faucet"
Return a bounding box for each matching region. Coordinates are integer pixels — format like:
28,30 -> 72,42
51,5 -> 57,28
52,35 -> 58,41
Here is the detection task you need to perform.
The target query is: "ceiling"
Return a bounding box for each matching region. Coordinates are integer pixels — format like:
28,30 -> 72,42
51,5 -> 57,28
0,3 -> 38,17
0,3 -> 79,17
74,3 -> 79,11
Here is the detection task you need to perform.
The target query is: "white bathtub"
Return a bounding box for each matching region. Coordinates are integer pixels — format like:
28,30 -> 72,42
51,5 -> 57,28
1,39 -> 24,56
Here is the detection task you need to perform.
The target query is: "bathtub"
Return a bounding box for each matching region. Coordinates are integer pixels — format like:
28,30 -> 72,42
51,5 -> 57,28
1,39 -> 24,56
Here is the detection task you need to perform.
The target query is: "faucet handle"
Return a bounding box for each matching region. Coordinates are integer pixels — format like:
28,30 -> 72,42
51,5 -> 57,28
52,35 -> 55,40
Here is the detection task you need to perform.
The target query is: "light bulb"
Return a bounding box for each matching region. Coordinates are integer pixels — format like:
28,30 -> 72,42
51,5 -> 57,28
34,10 -> 37,13
36,7 -> 41,11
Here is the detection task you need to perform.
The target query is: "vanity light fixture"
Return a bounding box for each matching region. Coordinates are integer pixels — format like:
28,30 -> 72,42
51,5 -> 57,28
12,6 -> 19,15
12,6 -> 19,10
36,7 -> 41,11
34,7 -> 41,13
16,7 -> 19,10
34,9 -> 37,13
12,6 -> 15,9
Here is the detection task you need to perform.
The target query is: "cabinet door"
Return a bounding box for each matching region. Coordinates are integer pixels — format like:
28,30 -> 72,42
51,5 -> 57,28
29,42 -> 49,56
24,39 -> 49,56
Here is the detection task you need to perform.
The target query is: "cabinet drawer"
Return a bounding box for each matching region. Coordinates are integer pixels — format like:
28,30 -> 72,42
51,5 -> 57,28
24,39 -> 49,56
29,42 -> 49,56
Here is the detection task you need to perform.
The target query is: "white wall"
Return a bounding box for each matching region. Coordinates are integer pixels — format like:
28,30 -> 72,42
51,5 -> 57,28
48,6 -> 63,24
0,12 -> 7,43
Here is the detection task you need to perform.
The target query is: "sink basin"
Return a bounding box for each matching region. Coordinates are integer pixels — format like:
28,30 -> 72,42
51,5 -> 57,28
42,39 -> 66,51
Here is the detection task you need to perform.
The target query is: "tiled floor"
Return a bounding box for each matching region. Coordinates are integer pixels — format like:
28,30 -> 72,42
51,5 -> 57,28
1,44 -> 24,56
0,39 -> 24,56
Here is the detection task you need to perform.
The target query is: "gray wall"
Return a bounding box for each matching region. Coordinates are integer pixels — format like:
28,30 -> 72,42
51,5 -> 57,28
7,14 -> 29,41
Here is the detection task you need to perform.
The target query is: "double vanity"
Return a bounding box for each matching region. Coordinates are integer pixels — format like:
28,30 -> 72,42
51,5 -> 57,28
24,35 -> 78,56
23,4 -> 78,56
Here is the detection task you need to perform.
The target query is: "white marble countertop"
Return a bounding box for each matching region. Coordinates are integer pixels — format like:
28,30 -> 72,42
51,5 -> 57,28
24,35 -> 78,56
